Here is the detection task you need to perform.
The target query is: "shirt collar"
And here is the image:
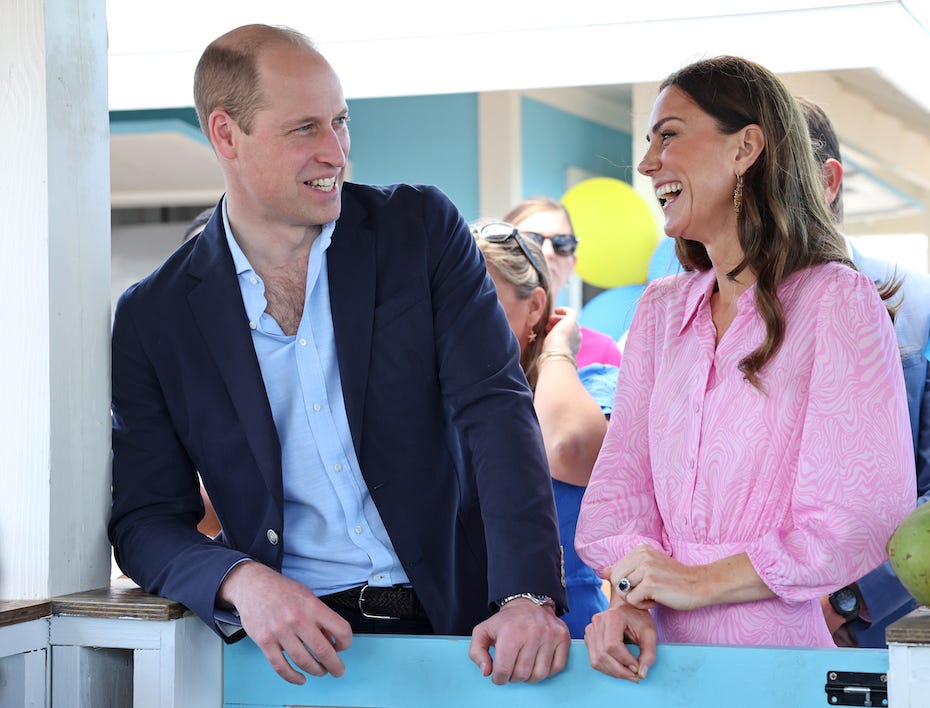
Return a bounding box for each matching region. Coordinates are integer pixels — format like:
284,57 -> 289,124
676,268 -> 760,336
678,269 -> 718,336
221,196 -> 337,276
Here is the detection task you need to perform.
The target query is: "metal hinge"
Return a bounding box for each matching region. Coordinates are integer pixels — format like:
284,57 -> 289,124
825,670 -> 888,706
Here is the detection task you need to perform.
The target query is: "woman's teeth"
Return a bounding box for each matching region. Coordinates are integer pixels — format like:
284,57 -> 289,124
656,181 -> 682,207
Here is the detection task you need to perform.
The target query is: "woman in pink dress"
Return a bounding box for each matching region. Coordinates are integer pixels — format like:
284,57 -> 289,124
575,55 -> 915,682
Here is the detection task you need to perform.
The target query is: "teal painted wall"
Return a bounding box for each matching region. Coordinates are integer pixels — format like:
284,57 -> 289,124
521,97 -> 632,200
107,94 -> 632,226
347,93 -> 480,221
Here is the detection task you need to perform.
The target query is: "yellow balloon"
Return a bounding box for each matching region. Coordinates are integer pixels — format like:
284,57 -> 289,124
562,178 -> 659,289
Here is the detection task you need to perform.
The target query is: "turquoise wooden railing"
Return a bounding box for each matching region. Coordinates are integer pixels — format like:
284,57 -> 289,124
224,635 -> 888,707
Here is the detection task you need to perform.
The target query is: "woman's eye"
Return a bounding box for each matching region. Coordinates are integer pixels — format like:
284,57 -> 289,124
660,131 -> 675,143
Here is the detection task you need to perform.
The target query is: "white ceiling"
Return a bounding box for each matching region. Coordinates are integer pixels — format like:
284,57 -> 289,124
106,1 -> 930,231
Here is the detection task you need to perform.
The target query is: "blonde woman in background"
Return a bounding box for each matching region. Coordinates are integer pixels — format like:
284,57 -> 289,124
474,221 -> 616,638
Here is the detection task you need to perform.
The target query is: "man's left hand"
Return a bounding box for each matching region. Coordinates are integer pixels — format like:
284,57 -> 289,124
468,599 -> 570,685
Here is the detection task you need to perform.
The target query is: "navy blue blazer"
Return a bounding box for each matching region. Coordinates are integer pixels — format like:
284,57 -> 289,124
109,183 -> 566,639
851,244 -> 930,646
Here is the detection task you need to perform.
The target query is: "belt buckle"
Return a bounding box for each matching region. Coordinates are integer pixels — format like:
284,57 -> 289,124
358,583 -> 399,620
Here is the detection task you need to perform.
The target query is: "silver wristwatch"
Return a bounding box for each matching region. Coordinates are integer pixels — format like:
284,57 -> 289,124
497,592 -> 554,609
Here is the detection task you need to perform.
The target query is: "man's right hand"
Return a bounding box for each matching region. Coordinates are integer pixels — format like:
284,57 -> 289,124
218,561 -> 353,684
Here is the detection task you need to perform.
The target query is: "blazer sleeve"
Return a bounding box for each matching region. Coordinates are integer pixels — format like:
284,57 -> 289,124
109,284 -> 253,639
422,188 -> 567,608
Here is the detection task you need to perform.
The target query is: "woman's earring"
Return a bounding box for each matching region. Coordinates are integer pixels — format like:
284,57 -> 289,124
733,174 -> 744,216
527,330 -> 537,343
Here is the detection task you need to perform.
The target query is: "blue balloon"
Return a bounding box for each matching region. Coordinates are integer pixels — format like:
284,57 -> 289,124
580,283 -> 647,340
647,238 -> 681,282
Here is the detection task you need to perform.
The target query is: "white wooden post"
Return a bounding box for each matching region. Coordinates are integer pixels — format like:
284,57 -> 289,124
478,91 -> 522,221
0,0 -> 111,600
887,607 -> 930,708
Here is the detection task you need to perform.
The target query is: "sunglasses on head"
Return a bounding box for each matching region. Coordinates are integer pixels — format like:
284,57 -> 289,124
520,231 -> 579,256
474,221 -> 548,281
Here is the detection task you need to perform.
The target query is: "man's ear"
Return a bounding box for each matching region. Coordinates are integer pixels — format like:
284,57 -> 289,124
821,157 -> 843,205
209,110 -> 238,160
735,123 -> 765,173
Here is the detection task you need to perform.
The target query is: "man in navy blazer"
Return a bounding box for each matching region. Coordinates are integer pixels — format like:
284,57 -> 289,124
801,98 -> 930,647
109,24 -> 569,686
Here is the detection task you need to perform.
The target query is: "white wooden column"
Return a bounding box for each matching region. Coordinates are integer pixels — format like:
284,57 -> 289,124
631,82 -> 665,237
0,0 -> 111,599
478,91 -> 522,220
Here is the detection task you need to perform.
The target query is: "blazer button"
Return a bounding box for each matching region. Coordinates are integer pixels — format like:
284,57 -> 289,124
266,529 -> 279,545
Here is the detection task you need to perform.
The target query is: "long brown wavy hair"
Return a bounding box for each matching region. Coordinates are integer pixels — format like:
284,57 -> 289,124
661,56 -> 855,389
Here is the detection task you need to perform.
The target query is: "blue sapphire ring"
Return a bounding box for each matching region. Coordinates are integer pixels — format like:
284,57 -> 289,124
617,577 -> 632,593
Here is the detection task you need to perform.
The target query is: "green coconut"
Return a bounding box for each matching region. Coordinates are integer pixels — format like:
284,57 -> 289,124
887,503 -> 930,606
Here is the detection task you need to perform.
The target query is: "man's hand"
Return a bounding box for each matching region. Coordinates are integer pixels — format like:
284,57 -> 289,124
584,602 -> 657,682
218,561 -> 353,684
468,598 -> 570,685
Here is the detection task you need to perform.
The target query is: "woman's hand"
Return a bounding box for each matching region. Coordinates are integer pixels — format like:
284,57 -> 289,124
584,602 -> 657,681
543,306 -> 581,356
610,543 -> 709,612
610,544 -> 774,612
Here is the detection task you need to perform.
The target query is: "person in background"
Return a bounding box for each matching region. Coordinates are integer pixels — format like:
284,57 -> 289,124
576,55 -> 915,682
504,197 -> 622,368
183,206 -> 216,243
110,23 -> 569,688
799,96 -> 930,647
474,221 -> 615,638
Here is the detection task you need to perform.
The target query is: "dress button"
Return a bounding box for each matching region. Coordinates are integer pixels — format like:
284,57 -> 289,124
266,529 -> 279,545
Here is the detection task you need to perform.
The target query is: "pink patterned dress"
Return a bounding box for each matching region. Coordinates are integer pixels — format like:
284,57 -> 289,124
576,263 -> 916,647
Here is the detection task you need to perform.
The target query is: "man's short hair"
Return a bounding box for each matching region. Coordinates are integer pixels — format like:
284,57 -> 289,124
193,24 -> 315,138
797,96 -> 843,222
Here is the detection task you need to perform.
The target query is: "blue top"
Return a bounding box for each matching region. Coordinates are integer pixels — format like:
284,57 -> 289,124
554,363 -> 618,638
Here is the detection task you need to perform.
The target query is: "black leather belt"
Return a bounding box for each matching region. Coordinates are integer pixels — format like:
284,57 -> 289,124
321,584 -> 428,621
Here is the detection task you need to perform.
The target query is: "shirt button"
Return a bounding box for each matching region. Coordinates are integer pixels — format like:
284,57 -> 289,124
313,403 -> 321,412
266,529 -> 279,545
249,322 -> 257,330
694,403 -> 701,413
374,574 -> 384,582
249,276 -> 258,285
299,338 -> 307,346
354,525 -> 362,535
334,463 -> 343,472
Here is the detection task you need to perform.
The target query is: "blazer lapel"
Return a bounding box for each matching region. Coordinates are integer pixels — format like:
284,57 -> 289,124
186,217 -> 283,502
327,187 -> 376,458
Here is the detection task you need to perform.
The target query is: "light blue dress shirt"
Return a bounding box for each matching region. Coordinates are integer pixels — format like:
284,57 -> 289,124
222,201 -> 409,596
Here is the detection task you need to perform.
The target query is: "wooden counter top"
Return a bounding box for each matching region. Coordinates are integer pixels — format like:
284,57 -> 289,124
0,599 -> 51,628
886,605 -> 930,645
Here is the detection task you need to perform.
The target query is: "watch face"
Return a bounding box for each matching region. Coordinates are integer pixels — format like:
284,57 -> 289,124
832,587 -> 859,615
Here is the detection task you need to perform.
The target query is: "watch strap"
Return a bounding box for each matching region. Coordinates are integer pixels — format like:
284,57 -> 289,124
497,592 -> 555,609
